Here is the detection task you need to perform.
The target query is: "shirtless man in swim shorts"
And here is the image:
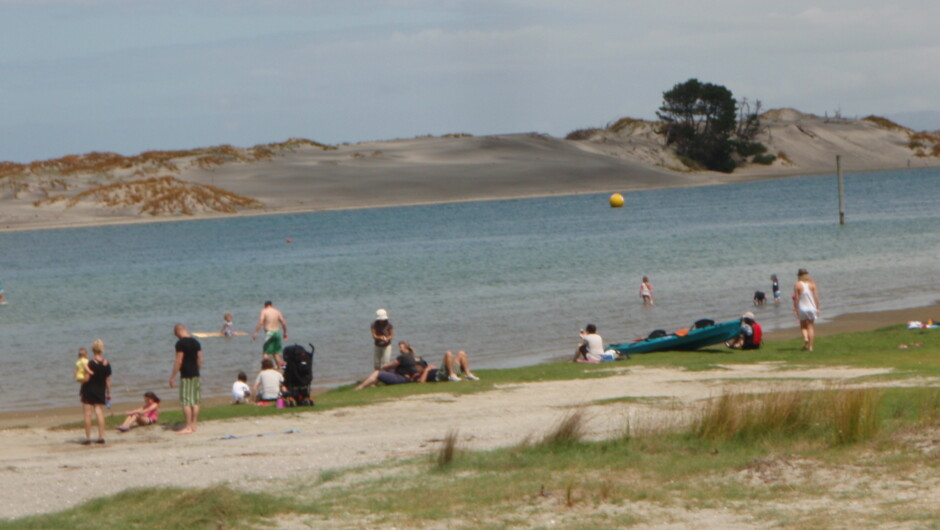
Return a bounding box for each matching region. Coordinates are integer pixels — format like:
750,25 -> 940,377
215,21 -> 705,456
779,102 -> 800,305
252,301 -> 288,368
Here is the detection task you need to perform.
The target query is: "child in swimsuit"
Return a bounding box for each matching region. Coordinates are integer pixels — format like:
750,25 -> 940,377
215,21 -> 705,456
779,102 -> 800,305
640,276 -> 654,305
221,313 -> 234,337
75,348 -> 93,383
116,392 -> 161,432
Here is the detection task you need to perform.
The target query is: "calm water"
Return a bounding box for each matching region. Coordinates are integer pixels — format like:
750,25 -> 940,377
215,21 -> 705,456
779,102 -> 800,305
1,168 -> 939,412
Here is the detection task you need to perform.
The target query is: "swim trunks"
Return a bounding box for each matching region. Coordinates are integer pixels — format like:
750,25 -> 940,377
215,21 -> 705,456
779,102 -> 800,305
263,330 -> 283,355
179,377 -> 201,407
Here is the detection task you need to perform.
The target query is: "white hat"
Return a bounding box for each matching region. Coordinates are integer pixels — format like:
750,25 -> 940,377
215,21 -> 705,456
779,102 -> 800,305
742,311 -> 755,320
375,309 -> 388,320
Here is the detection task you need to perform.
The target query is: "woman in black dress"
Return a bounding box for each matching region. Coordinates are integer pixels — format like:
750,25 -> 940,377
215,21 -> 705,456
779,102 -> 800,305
80,339 -> 112,444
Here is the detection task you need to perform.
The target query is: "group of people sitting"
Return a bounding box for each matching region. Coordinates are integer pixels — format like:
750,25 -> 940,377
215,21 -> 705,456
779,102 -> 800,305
232,343 -> 316,406
354,340 -> 480,390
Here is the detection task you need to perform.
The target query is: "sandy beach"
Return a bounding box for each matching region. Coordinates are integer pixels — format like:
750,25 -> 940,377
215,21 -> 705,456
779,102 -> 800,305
1,301 -> 938,521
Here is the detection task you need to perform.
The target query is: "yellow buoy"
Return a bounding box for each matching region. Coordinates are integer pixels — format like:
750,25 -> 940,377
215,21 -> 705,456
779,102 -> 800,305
609,193 -> 624,208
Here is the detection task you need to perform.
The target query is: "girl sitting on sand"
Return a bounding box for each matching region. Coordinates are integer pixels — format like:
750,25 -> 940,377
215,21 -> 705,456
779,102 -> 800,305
116,392 -> 160,432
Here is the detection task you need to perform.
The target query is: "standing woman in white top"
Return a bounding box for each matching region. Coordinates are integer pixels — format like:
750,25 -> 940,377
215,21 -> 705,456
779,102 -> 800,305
793,268 -> 820,351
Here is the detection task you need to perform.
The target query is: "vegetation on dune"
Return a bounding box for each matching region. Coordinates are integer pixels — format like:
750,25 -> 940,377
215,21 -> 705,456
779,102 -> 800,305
862,115 -> 909,132
33,176 -> 262,216
564,128 -> 603,140
607,116 -> 647,134
657,78 -> 769,172
0,137 -> 335,182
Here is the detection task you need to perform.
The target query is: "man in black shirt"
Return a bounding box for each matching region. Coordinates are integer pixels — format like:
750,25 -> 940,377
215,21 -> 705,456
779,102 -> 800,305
169,323 -> 202,434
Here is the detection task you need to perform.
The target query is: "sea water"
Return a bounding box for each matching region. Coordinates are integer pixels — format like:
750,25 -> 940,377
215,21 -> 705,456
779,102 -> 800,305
1,168 -> 939,412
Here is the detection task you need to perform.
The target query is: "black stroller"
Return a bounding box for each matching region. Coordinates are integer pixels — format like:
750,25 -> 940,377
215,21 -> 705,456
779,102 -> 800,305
281,343 -> 315,406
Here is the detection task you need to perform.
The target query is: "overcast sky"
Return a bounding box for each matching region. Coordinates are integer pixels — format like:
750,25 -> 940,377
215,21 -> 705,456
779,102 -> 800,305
2,0 -> 938,162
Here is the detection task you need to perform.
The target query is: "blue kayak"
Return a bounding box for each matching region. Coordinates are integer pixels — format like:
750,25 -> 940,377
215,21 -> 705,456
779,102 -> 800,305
607,319 -> 741,355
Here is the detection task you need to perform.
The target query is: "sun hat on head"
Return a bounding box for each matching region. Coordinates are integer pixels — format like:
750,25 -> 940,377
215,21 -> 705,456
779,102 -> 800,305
375,309 -> 388,320
742,311 -> 755,320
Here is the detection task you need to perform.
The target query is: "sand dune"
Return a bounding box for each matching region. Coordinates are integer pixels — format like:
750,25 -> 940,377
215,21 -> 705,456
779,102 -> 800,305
1,111 -> 938,231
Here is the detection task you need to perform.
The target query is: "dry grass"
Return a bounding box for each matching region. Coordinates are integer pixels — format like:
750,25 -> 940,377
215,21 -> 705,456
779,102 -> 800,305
539,409 -> 588,447
1,138 -> 335,182
565,128 -> 603,141
35,175 -> 262,216
607,116 -> 648,134
907,131 -> 940,157
862,115 -> 909,132
436,429 -> 460,469
692,387 -> 881,446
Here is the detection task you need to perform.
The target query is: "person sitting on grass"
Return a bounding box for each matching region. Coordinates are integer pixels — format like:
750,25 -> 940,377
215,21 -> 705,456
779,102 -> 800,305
253,359 -> 285,403
231,371 -> 251,404
355,340 -> 427,390
726,312 -> 762,350
116,392 -> 160,432
416,350 -> 480,383
572,324 -> 605,362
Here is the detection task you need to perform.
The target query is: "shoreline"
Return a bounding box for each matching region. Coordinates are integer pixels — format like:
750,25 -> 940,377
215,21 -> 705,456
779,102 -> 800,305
4,299 -> 937,431
2,155 -> 936,235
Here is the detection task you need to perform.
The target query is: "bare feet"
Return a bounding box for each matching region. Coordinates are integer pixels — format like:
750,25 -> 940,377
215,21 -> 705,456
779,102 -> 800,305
175,427 -> 195,435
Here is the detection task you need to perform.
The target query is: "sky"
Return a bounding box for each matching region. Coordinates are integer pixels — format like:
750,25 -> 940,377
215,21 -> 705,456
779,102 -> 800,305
2,0 -> 939,162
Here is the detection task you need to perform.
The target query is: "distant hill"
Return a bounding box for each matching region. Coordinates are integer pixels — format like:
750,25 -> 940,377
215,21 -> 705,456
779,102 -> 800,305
885,111 -> 940,132
2,109 -> 939,231
567,108 -> 940,174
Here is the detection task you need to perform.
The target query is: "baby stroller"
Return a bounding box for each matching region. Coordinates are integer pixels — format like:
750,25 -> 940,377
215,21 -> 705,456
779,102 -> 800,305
281,343 -> 315,406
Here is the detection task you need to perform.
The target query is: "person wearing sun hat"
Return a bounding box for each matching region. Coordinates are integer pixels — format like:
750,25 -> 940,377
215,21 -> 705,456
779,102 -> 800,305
726,311 -> 762,350
371,308 -> 394,369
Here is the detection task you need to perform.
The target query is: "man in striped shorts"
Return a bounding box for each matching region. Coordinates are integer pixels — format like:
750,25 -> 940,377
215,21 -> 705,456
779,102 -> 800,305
169,323 -> 203,434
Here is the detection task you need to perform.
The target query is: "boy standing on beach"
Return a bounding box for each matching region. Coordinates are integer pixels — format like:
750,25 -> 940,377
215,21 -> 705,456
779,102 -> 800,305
253,301 -> 288,368
169,324 -> 202,434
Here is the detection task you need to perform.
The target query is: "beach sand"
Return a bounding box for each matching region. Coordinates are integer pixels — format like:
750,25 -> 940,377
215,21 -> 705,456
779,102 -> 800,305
1,301 -> 937,521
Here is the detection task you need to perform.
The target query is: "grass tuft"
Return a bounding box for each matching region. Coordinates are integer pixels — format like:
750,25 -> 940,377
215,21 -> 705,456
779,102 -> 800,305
436,429 -> 459,469
540,410 -> 588,447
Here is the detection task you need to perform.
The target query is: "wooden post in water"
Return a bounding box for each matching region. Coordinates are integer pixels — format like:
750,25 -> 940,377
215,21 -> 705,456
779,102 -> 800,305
837,155 -> 845,225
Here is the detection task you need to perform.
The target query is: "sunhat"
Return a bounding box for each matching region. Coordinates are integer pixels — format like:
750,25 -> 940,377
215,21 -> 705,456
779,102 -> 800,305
742,311 -> 755,320
375,309 -> 388,320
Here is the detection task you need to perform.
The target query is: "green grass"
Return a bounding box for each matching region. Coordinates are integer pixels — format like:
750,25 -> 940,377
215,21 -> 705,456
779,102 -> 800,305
2,485 -> 304,530
17,325 -> 940,528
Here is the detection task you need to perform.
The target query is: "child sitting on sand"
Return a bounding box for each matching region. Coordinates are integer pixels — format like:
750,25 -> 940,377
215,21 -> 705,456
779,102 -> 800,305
231,372 -> 251,404
116,392 -> 161,432
74,347 -> 93,383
